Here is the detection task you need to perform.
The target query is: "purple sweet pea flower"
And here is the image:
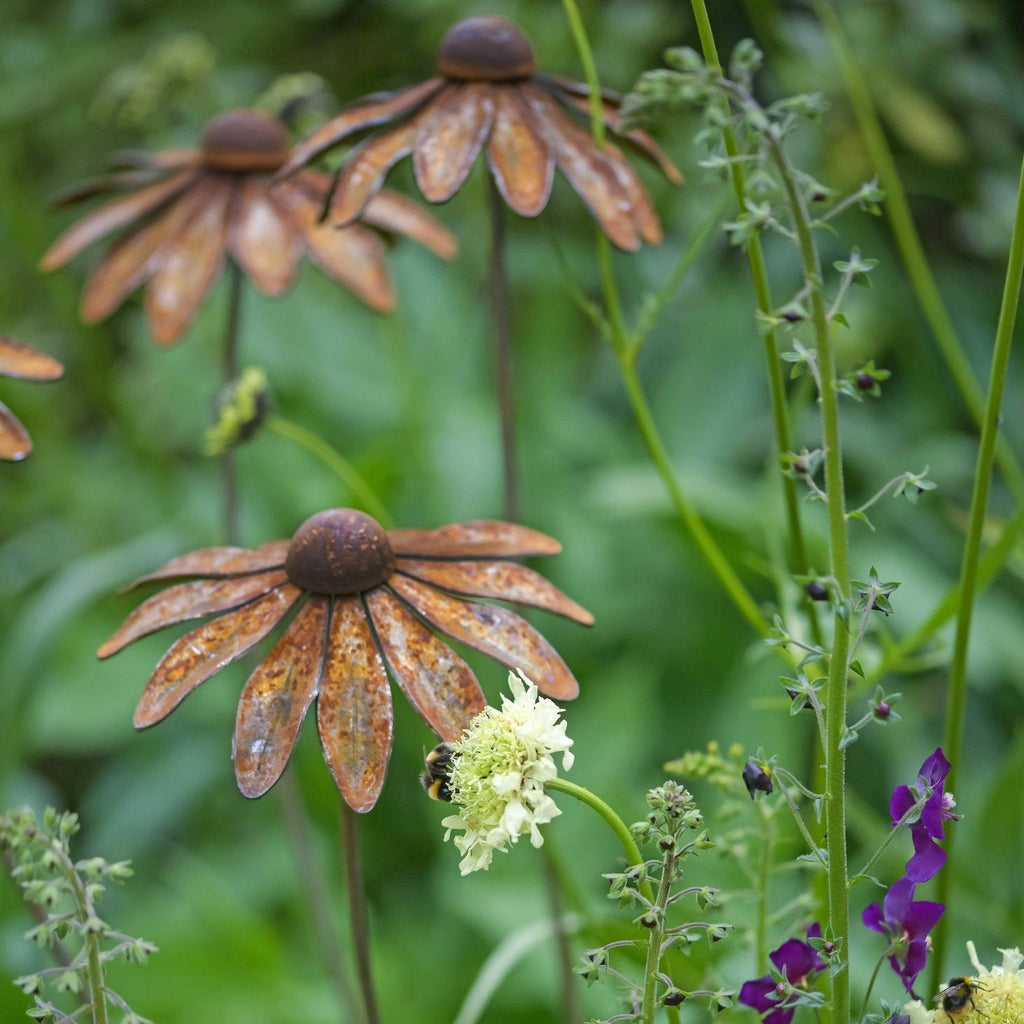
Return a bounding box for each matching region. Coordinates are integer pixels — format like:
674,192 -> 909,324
739,924 -> 825,1024
890,748 -> 957,883
862,877 -> 944,997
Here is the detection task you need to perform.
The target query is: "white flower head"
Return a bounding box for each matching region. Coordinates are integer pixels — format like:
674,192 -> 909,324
441,670 -> 575,876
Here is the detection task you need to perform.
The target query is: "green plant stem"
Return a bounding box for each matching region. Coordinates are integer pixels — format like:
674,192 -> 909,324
559,0 -> 606,148
546,777 -> 654,905
641,853 -> 676,1024
754,802 -> 776,973
265,415 -> 393,528
340,803 -> 380,1024
221,260 -> 244,545
487,175 -> 519,521
62,849 -> 108,1024
930,149 -> 1024,991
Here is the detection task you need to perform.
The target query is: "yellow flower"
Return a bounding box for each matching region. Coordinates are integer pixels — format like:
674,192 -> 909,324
904,944 -> 1024,1024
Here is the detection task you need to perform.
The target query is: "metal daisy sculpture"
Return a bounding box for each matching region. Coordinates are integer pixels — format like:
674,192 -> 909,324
99,508 -> 593,812
0,337 -> 64,461
277,16 -> 681,520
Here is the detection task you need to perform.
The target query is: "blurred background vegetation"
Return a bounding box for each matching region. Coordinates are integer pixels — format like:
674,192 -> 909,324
3,0 -> 1024,1021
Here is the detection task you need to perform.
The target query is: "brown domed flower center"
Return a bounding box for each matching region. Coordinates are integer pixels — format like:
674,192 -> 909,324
436,17 -> 537,81
200,109 -> 291,172
285,509 -> 395,595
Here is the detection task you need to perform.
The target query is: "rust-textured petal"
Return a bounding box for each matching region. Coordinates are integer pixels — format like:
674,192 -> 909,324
603,136 -> 663,245
0,401 -> 31,462
98,570 -> 289,659
327,119 -> 419,226
520,82 -> 641,251
486,87 -> 553,217
388,575 -> 579,700
126,540 -> 289,589
282,184 -> 394,311
395,559 -> 594,626
388,520 -> 561,558
277,79 -> 445,179
80,183 -> 211,324
107,148 -> 200,172
228,177 -> 302,296
539,75 -> 683,184
133,583 -> 302,729
365,586 -> 484,741
234,596 -> 328,798
144,175 -> 232,344
50,168 -> 172,206
0,337 -> 64,381
359,188 -> 459,259
317,595 -> 393,813
412,83 -> 494,203
39,170 -> 196,271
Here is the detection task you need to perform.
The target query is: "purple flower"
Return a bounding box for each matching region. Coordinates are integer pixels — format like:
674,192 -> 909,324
862,877 -> 944,997
739,924 -> 825,1024
890,748 -> 957,882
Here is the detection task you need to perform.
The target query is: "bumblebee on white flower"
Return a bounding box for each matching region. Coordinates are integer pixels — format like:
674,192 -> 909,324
439,670 -> 575,875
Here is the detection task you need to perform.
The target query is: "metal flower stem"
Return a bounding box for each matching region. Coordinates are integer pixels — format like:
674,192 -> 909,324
221,260 -> 244,545
341,802 -> 381,1024
929,148 -> 1024,991
488,175 -> 519,521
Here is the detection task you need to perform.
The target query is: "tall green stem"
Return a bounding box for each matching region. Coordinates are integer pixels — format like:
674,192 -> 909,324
221,261 -> 244,544
929,150 -> 1024,990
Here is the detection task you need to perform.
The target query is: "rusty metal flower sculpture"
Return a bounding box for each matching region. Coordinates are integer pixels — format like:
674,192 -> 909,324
277,16 -> 681,251
40,108 -> 457,344
98,508 -> 593,811
0,337 -> 64,461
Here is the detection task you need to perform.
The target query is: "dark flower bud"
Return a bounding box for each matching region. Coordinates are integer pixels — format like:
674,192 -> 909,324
664,990 -> 686,1007
742,760 -> 773,800
805,580 -> 829,601
874,701 -> 892,720
856,372 -> 877,391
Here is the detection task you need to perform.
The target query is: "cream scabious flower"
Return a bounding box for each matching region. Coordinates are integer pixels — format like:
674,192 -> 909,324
903,943 -> 1024,1024
441,670 -> 574,875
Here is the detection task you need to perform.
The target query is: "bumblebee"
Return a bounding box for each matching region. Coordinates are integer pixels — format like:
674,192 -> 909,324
420,743 -> 455,802
939,977 -> 983,1019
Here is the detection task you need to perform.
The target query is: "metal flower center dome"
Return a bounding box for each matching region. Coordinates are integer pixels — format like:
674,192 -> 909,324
200,109 -> 291,172
285,509 -> 396,595
436,17 -> 537,82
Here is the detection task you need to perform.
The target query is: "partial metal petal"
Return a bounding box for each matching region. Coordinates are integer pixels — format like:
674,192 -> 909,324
365,586 -> 484,741
98,570 -> 289,659
317,595 -> 393,812
388,520 -> 561,558
486,87 -> 553,217
234,596 -> 329,798
395,559 -> 593,625
228,177 -> 302,296
144,175 -> 232,344
0,337 -> 64,381
359,188 -> 459,259
133,583 -> 302,728
0,400 -> 31,462
126,540 -> 288,589
39,170 -> 196,271
412,83 -> 494,203
276,79 -> 444,179
387,575 -> 579,700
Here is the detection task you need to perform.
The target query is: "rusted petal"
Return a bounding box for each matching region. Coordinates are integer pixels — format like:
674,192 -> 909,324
0,401 -> 31,461
228,177 -> 302,296
107,148 -> 200,171
277,79 -> 445,179
395,559 -> 594,626
365,587 -> 484,741
520,82 -> 640,251
126,540 -> 289,589
80,185 -> 209,324
50,168 -> 170,207
413,83 -> 494,203
40,169 -> 196,271
328,120 -> 419,226
486,87 -> 553,217
611,145 -> 662,245
145,176 -> 232,344
133,583 -> 302,729
0,337 -> 64,381
540,76 -> 683,184
388,575 -> 579,700
98,570 -> 289,659
234,596 -> 328,798
283,184 -> 394,311
317,595 -> 393,812
359,189 -> 459,259
388,520 -> 561,559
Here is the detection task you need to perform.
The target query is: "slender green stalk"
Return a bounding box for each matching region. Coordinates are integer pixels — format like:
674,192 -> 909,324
340,803 -> 381,1024
221,260 -> 244,544
930,149 -> 1024,990
541,845 -> 580,1024
559,0 -> 606,148
265,415 -> 393,528
754,803 -> 776,973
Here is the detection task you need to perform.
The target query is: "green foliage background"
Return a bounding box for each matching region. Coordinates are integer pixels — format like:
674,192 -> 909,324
2,0 -> 1024,1021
